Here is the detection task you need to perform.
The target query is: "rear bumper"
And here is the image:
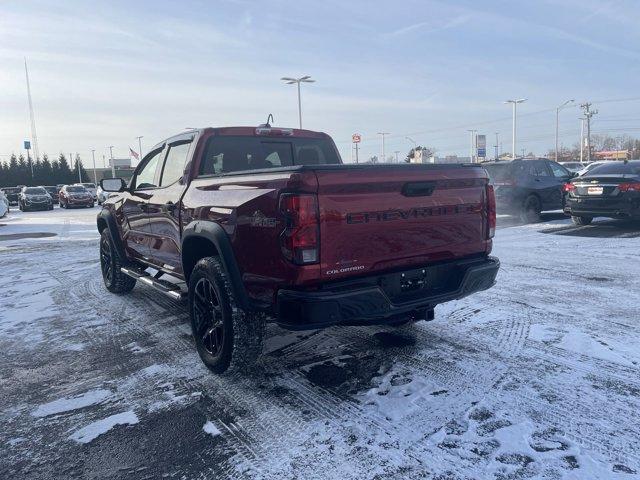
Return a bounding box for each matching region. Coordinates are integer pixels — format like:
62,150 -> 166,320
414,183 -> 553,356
564,197 -> 640,219
276,256 -> 499,330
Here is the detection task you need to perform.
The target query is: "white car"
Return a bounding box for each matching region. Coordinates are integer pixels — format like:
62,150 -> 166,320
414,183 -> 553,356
96,186 -> 110,205
559,162 -> 586,173
576,161 -> 608,177
0,190 -> 9,217
75,183 -> 97,200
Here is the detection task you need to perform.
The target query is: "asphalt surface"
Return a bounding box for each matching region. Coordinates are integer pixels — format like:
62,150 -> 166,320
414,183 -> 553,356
1,207 -> 639,479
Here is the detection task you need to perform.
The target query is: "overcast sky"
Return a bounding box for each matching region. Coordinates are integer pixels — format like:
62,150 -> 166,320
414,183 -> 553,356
1,0 -> 639,165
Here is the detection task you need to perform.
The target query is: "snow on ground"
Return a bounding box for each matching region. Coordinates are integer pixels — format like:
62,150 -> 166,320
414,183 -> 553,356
1,206 -> 640,479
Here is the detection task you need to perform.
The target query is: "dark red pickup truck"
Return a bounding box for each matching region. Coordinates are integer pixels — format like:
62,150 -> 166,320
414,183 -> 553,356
98,124 -> 499,373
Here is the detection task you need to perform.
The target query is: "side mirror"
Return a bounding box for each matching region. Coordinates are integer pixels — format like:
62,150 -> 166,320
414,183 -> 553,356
571,171 -> 578,178
100,178 -> 127,192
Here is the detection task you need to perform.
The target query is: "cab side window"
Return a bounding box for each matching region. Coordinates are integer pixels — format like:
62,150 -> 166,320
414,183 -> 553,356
135,148 -> 163,189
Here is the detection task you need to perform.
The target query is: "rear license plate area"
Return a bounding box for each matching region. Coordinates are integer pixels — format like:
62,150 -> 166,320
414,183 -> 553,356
379,265 -> 459,303
588,186 -> 603,195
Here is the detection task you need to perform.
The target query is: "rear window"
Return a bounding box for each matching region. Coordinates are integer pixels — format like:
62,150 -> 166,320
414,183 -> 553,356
587,162 -> 640,176
81,183 -> 96,188
484,164 -> 514,182
24,187 -> 47,194
199,136 -> 341,175
67,186 -> 86,192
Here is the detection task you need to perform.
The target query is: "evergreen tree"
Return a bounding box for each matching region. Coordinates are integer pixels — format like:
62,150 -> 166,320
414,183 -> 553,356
51,158 -> 61,185
58,154 -> 73,184
40,154 -> 53,185
7,154 -> 18,186
33,157 -> 43,185
0,161 -> 8,187
16,154 -> 31,186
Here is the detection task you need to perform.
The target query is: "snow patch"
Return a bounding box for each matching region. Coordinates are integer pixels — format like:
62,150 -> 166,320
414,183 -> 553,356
32,389 -> 112,417
69,410 -> 139,444
203,420 -> 221,437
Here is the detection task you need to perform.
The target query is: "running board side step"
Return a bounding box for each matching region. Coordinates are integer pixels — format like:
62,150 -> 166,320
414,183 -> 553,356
120,267 -> 187,302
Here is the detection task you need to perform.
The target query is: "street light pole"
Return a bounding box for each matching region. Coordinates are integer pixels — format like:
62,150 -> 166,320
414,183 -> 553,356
504,99 -> 527,158
494,132 -> 499,160
91,149 -> 97,184
555,99 -> 574,162
377,132 -> 390,162
108,146 -> 115,178
280,76 -> 315,129
136,136 -> 143,160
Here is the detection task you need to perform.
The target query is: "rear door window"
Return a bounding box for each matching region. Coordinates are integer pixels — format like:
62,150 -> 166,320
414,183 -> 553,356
548,161 -> 570,178
159,141 -> 192,187
529,161 -> 550,177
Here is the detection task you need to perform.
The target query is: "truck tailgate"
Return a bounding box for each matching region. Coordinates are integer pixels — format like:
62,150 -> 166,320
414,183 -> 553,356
315,165 -> 490,280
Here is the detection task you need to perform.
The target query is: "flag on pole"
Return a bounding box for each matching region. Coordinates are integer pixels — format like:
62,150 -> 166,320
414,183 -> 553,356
129,147 -> 139,160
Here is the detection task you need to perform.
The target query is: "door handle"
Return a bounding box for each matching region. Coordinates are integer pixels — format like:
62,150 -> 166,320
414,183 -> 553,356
162,201 -> 177,213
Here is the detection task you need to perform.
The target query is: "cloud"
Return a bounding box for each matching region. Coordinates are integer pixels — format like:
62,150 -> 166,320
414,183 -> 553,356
384,14 -> 471,38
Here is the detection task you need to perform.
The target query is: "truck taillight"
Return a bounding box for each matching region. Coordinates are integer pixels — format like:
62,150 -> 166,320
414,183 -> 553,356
486,184 -> 496,239
279,193 -> 319,265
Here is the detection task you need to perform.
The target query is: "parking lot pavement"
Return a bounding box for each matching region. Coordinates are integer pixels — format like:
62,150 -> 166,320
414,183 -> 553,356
1,208 -> 639,479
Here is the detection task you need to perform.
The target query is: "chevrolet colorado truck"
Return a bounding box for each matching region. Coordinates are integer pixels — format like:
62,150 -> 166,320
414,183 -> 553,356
98,125 -> 499,374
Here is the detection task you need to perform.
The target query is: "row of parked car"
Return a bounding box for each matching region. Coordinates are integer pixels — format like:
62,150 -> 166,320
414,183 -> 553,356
483,158 -> 640,224
0,182 -> 112,213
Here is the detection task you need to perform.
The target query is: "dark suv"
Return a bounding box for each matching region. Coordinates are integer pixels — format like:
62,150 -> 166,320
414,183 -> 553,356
483,158 -> 574,222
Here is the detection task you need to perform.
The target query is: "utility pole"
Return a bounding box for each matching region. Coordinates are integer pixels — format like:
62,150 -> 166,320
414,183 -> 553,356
521,148 -> 526,158
504,99 -> 527,158
354,143 -> 359,164
136,136 -> 143,160
579,118 -> 585,163
91,149 -> 97,184
580,102 -> 598,162
377,132 -> 390,163
555,99 -> 574,162
108,146 -> 115,178
467,129 -> 477,163
394,150 -> 400,163
494,132 -> 499,160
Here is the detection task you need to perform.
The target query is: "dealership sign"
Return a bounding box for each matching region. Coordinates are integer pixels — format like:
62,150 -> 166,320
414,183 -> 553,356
476,135 -> 486,158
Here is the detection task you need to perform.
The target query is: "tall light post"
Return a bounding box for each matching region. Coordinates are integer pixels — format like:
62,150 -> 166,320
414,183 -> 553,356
467,129 -> 477,163
135,136 -> 144,160
504,99 -> 527,158
555,99 -> 574,162
280,76 -> 315,129
494,132 -> 499,160
377,132 -> 390,162
91,149 -> 97,184
108,146 -> 115,178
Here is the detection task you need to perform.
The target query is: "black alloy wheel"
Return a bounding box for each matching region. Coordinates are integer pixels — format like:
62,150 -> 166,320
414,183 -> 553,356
192,277 -> 225,359
100,233 -> 113,285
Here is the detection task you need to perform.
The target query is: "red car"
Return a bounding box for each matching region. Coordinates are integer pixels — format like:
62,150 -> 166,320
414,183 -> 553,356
97,124 -> 499,374
59,185 -> 95,208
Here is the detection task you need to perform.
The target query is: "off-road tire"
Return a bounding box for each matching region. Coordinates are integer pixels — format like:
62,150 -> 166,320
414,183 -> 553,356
520,195 -> 541,223
188,256 -> 265,375
100,228 -> 136,294
572,215 -> 593,226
